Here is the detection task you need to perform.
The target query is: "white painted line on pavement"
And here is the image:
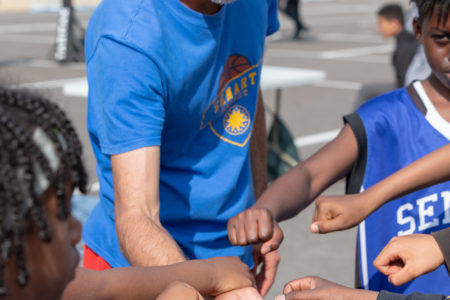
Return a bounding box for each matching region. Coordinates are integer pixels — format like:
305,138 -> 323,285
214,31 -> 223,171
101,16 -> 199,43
309,16 -> 374,27
18,77 -> 86,89
313,80 -> 362,90
0,34 -> 54,44
304,4 -> 378,16
294,128 -> 340,148
0,23 -> 56,33
320,44 -> 393,59
318,32 -> 383,44
267,44 -> 393,61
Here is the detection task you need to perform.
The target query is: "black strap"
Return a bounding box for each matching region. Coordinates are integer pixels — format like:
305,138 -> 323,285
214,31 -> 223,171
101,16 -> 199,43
406,83 -> 427,115
343,113 -> 367,195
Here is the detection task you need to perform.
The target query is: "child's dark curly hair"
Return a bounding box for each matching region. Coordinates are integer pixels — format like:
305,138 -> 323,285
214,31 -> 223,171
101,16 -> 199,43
411,0 -> 450,25
0,86 -> 87,295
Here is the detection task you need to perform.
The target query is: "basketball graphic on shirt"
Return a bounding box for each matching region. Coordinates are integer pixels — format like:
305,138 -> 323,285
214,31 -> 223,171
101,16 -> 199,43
223,105 -> 250,135
201,54 -> 260,147
219,55 -> 252,92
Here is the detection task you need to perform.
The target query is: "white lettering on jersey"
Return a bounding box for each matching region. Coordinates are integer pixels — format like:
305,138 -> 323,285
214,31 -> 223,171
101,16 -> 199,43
396,191 -> 450,236
442,191 -> 450,225
417,194 -> 439,231
397,203 -> 416,236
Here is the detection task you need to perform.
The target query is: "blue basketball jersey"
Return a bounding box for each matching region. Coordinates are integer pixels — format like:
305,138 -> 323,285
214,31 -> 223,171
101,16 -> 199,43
345,81 -> 450,294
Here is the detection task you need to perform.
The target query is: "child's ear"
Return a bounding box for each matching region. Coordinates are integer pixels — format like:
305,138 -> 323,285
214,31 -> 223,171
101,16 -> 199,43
413,17 -> 422,41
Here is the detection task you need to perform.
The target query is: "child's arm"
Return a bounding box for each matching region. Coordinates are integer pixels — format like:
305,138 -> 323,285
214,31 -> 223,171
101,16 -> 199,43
310,144 -> 450,234
61,256 -> 255,300
227,124 -> 358,253
276,276 -> 378,300
276,276 -> 448,300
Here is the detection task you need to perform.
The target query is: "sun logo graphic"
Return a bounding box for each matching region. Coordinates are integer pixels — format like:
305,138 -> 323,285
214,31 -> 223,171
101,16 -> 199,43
223,105 -> 250,136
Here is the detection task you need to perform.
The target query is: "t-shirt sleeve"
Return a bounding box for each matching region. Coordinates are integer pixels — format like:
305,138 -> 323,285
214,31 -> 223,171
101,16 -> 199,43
431,227 -> 450,274
87,36 -> 165,155
377,290 -> 448,300
266,0 -> 280,36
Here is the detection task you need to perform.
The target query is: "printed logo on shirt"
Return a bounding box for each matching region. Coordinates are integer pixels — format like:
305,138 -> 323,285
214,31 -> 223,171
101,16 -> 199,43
201,55 -> 261,147
224,105 -> 251,136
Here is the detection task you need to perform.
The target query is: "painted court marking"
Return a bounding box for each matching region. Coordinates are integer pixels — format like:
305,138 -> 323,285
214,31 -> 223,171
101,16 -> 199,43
294,128 -> 340,148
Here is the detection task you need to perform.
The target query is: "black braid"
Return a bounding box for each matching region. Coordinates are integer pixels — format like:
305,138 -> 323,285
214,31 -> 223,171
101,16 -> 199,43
411,0 -> 450,24
0,86 -> 87,295
0,87 -> 87,218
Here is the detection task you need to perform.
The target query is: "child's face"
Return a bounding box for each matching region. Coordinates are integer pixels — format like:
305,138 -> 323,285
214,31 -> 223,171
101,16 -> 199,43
377,16 -> 402,38
13,185 -> 81,299
415,9 -> 450,89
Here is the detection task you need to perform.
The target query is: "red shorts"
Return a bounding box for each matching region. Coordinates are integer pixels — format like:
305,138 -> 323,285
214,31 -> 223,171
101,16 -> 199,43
83,245 -> 112,270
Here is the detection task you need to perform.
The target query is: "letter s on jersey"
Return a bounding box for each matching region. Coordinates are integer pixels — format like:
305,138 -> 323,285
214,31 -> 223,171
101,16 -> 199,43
397,191 -> 450,236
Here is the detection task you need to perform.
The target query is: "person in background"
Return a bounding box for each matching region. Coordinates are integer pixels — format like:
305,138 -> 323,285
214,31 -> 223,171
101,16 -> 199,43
280,0 -> 310,39
354,3 -> 419,109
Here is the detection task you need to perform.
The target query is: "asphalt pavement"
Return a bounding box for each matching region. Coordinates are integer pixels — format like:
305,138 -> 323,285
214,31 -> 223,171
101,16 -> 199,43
0,0 -> 410,298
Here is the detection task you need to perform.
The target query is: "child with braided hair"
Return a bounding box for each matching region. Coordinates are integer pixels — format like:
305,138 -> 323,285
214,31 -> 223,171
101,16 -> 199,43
0,86 -> 257,300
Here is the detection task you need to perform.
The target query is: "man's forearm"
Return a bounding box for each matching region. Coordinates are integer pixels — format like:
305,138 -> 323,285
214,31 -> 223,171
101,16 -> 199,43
116,210 -> 185,266
251,91 -> 268,199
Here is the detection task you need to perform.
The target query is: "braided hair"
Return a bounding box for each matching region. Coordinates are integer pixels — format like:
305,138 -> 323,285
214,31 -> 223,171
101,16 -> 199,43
411,0 -> 450,25
0,86 -> 87,295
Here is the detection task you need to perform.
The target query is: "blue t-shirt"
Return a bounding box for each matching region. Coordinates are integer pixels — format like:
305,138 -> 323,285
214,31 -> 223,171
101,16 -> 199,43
346,81 -> 450,294
83,0 -> 279,267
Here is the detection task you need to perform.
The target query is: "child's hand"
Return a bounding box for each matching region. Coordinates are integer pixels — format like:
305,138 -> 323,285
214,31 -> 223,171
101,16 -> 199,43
214,287 -> 263,300
373,234 -> 445,286
277,276 -> 377,300
227,207 -> 284,255
201,256 -> 256,296
310,194 -> 371,233
156,281 -> 204,300
252,246 -> 280,296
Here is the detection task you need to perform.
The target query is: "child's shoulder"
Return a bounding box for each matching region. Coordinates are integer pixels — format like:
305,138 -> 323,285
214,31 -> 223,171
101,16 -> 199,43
356,87 -> 413,117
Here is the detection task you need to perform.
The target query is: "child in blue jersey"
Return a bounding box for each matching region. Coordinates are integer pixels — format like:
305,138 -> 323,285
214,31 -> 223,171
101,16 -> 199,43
227,0 -> 450,295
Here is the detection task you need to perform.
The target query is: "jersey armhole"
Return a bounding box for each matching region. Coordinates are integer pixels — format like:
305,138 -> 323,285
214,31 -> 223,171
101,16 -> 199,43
343,113 -> 367,195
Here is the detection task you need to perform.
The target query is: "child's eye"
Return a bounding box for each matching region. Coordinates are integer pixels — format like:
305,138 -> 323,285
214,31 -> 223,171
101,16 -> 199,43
432,34 -> 450,42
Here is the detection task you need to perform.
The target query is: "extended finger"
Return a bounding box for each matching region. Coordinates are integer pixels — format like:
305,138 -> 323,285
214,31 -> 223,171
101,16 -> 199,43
257,251 -> 280,296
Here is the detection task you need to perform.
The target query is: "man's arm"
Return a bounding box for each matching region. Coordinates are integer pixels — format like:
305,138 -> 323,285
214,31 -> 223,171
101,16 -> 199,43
250,90 -> 268,199
112,146 -> 185,266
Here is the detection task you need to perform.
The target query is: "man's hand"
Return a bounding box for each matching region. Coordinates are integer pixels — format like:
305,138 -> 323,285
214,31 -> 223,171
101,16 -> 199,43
277,276 -> 378,300
199,257 -> 255,296
214,287 -> 263,300
373,234 -> 445,286
227,207 -> 284,254
310,194 -> 371,234
252,246 -> 280,296
156,282 -> 204,300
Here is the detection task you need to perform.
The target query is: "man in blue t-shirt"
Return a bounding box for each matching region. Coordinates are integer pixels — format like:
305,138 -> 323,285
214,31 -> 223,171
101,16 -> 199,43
83,0 -> 280,296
